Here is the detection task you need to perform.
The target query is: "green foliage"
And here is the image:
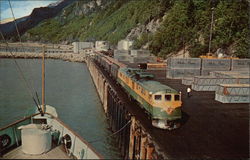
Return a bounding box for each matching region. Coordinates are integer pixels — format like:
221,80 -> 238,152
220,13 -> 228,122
189,42 -> 208,57
234,28 -> 250,58
23,0 -> 164,45
150,0 -> 193,56
23,0 -> 249,58
149,0 -> 249,58
80,0 -> 165,44
132,33 -> 153,49
26,19 -> 61,43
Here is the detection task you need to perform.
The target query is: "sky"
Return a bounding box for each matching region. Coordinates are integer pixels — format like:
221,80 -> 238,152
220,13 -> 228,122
0,0 -> 56,21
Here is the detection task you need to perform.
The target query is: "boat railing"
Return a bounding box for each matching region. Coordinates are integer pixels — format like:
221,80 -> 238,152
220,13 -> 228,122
45,113 -> 103,159
0,114 -> 39,155
0,113 -> 102,159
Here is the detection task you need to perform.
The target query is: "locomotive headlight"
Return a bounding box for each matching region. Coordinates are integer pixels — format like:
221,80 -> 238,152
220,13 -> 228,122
149,92 -> 152,95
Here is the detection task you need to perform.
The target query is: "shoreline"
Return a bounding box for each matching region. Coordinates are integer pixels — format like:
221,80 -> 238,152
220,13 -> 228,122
0,52 -> 85,63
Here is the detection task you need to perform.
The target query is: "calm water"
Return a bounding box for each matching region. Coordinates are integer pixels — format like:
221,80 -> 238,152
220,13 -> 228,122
0,58 -> 121,159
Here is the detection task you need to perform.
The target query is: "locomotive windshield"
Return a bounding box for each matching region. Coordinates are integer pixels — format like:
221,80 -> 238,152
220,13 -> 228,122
175,95 -> 180,101
165,95 -> 171,101
154,95 -> 162,101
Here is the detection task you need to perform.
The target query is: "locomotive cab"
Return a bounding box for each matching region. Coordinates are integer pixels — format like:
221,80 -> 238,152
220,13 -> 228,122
151,91 -> 182,130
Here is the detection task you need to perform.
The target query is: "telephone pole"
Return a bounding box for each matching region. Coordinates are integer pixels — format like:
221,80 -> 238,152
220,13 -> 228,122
208,7 -> 214,54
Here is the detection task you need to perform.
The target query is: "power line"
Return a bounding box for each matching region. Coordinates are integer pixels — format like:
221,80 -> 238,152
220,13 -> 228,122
88,120 -> 131,144
7,0 -> 42,107
8,0 -> 22,43
0,30 -> 42,115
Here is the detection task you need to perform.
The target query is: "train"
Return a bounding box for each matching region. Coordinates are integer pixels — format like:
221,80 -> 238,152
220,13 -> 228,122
93,52 -> 182,130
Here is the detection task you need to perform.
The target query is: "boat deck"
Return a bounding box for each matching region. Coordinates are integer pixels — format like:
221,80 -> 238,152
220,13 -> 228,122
3,145 -> 71,159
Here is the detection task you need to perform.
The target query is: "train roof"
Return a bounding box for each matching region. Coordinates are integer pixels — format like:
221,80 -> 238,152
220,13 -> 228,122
95,51 -> 127,68
139,80 -> 178,94
119,68 -> 177,94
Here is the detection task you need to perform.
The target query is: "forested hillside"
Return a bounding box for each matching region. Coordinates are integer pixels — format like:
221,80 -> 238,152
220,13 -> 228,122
22,0 -> 249,58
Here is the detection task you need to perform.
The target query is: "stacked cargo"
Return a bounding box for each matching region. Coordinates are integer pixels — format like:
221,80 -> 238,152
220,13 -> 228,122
130,50 -> 150,57
129,56 -> 156,63
147,63 -> 167,70
231,59 -> 250,71
191,76 -> 250,91
201,59 -> 231,76
181,77 -> 194,85
166,57 -> 250,103
166,58 -> 201,79
180,58 -> 249,86
211,71 -> 239,78
129,50 -> 156,63
215,84 -> 250,103
114,50 -> 131,62
114,49 -> 156,63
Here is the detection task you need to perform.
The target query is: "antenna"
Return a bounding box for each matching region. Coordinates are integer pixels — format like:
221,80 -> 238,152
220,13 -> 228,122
42,46 -> 45,116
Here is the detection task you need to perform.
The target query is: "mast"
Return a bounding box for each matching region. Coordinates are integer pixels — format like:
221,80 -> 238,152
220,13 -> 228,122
42,46 -> 45,116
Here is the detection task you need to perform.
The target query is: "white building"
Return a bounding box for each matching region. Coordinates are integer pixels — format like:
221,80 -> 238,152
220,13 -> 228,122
72,42 -> 94,54
95,41 -> 109,51
117,40 -> 133,50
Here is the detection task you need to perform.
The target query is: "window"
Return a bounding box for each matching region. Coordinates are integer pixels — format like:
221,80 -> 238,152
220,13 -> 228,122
126,77 -> 129,83
175,95 -> 180,101
165,95 -> 171,101
154,95 -> 162,101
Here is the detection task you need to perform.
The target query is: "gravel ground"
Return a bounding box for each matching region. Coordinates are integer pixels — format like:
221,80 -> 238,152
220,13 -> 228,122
147,69 -> 249,159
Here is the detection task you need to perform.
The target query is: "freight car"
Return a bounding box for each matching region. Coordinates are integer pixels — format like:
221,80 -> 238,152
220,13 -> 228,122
94,52 -> 182,130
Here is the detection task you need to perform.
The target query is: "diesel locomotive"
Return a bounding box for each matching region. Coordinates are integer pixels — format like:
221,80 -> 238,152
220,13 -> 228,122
93,53 -> 182,130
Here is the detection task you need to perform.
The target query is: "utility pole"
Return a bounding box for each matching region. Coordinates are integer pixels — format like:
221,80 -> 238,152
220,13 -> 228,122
183,36 -> 185,58
208,7 -> 214,54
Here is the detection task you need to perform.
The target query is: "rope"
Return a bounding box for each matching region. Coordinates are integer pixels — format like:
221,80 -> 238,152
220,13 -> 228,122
8,0 -> 41,106
0,30 -> 42,113
8,0 -> 22,43
88,120 -> 131,143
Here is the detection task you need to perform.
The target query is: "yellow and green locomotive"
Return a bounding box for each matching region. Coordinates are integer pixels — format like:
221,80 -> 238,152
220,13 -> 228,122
117,68 -> 182,130
94,53 -> 182,130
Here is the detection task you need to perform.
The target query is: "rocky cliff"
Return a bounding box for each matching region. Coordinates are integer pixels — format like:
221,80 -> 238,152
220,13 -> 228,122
0,0 -> 75,40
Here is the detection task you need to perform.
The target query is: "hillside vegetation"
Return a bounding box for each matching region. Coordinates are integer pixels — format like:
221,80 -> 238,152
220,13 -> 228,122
24,0 -> 164,43
22,0 -> 249,58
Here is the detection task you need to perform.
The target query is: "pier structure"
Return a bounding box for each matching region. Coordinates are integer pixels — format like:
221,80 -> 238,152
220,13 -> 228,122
0,43 -> 248,159
86,57 -> 163,159
86,54 -> 249,159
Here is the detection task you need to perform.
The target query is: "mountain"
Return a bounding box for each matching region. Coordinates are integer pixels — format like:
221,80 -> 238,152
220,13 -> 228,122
2,0 -> 249,58
22,0 -> 169,44
0,18 -> 15,24
0,0 -> 76,40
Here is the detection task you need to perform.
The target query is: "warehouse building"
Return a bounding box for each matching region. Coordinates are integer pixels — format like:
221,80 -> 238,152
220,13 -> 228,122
72,42 -> 94,54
